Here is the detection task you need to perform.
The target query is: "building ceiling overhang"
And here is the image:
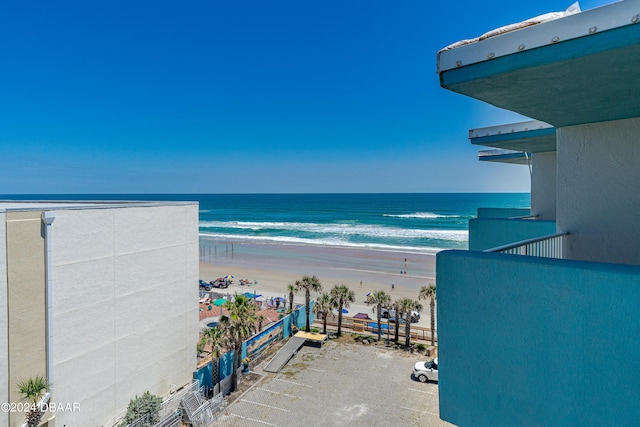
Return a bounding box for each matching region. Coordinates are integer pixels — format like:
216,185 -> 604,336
478,149 -> 530,165
438,1 -> 640,128
470,120 -> 556,152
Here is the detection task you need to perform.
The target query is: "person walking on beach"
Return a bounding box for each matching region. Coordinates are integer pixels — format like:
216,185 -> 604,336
391,283 -> 395,291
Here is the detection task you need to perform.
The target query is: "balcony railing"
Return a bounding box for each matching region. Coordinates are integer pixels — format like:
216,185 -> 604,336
484,232 -> 568,259
507,214 -> 539,220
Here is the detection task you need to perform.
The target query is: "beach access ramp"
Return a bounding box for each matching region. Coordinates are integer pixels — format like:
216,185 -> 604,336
264,331 -> 327,373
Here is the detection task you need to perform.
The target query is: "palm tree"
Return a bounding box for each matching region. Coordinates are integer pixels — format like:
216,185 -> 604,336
200,326 -> 227,385
419,284 -> 437,346
364,291 -> 391,341
330,284 -> 355,337
312,292 -> 336,334
220,294 -> 258,392
397,297 -> 423,347
391,299 -> 401,344
257,313 -> 267,331
295,275 -> 323,332
287,283 -> 295,312
17,376 -> 49,427
200,326 -> 227,359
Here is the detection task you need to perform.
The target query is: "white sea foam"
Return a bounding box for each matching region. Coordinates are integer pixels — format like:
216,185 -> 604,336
383,212 -> 468,219
199,220 -> 468,242
198,232 -> 446,253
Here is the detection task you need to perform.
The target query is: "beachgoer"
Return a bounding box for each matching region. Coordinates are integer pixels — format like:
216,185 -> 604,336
392,283 -> 395,291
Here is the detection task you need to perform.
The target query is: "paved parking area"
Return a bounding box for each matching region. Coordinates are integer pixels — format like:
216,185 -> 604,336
215,339 -> 453,427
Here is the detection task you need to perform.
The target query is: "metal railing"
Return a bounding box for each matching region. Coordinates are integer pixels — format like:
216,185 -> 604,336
213,376 -> 233,397
484,232 -> 568,259
123,380 -> 202,427
507,214 -> 539,220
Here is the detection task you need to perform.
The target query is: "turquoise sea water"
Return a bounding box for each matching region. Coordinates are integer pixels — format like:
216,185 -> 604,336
3,193 -> 529,252
196,193 -> 529,252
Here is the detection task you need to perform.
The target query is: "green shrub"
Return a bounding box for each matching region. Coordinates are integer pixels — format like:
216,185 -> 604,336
120,391 -> 162,427
351,333 -> 368,342
415,343 -> 427,352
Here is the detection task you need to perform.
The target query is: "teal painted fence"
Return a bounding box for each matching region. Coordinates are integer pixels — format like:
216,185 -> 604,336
194,303 -> 309,391
437,250 -> 640,427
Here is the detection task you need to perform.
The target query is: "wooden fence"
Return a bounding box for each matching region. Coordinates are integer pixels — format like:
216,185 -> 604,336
314,315 -> 437,344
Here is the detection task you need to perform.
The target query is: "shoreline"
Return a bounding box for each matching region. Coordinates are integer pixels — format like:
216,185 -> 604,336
199,240 -> 437,328
199,233 -> 449,255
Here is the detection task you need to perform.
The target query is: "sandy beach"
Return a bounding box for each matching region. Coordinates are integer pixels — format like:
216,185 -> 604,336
199,240 -> 437,328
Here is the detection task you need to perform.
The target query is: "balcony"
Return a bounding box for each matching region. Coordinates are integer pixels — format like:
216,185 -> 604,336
484,232 -> 568,259
436,249 -> 640,426
470,208 -> 556,251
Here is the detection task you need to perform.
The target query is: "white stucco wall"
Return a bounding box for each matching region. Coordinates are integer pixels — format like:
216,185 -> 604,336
49,203 -> 199,425
531,152 -> 557,220
557,117 -> 640,264
0,212 -> 7,427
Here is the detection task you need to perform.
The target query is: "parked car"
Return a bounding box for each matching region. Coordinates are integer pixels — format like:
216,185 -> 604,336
381,308 -> 420,323
412,358 -> 438,383
210,279 -> 229,289
199,280 -> 212,291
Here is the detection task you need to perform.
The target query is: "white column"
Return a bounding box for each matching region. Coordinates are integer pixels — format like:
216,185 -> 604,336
41,212 -> 56,387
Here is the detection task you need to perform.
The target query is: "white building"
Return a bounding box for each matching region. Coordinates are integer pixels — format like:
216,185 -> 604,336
0,200 -> 199,426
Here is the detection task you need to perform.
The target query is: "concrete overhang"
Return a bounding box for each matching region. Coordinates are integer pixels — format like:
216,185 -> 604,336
438,1 -> 640,128
469,120 -> 556,153
478,149 -> 530,165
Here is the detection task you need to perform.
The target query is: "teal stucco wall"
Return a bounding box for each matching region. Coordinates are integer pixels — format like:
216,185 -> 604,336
469,218 -> 556,251
436,250 -> 640,427
476,207 -> 530,219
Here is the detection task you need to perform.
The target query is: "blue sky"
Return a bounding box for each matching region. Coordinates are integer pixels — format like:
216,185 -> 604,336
1,0 -> 610,194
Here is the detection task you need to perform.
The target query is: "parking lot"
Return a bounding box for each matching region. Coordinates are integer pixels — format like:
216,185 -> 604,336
214,339 -> 453,427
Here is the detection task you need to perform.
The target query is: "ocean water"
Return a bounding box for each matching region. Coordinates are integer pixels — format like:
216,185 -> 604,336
4,193 -> 529,253
195,193 -> 528,253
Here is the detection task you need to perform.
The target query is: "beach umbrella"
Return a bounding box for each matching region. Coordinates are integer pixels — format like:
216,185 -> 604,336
342,308 -> 349,314
223,274 -> 234,280
242,292 -> 255,299
365,292 -> 376,299
213,298 -> 226,316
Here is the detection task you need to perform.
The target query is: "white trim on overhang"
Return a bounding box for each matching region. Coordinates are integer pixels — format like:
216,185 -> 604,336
469,120 -> 552,139
437,1 -> 638,74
